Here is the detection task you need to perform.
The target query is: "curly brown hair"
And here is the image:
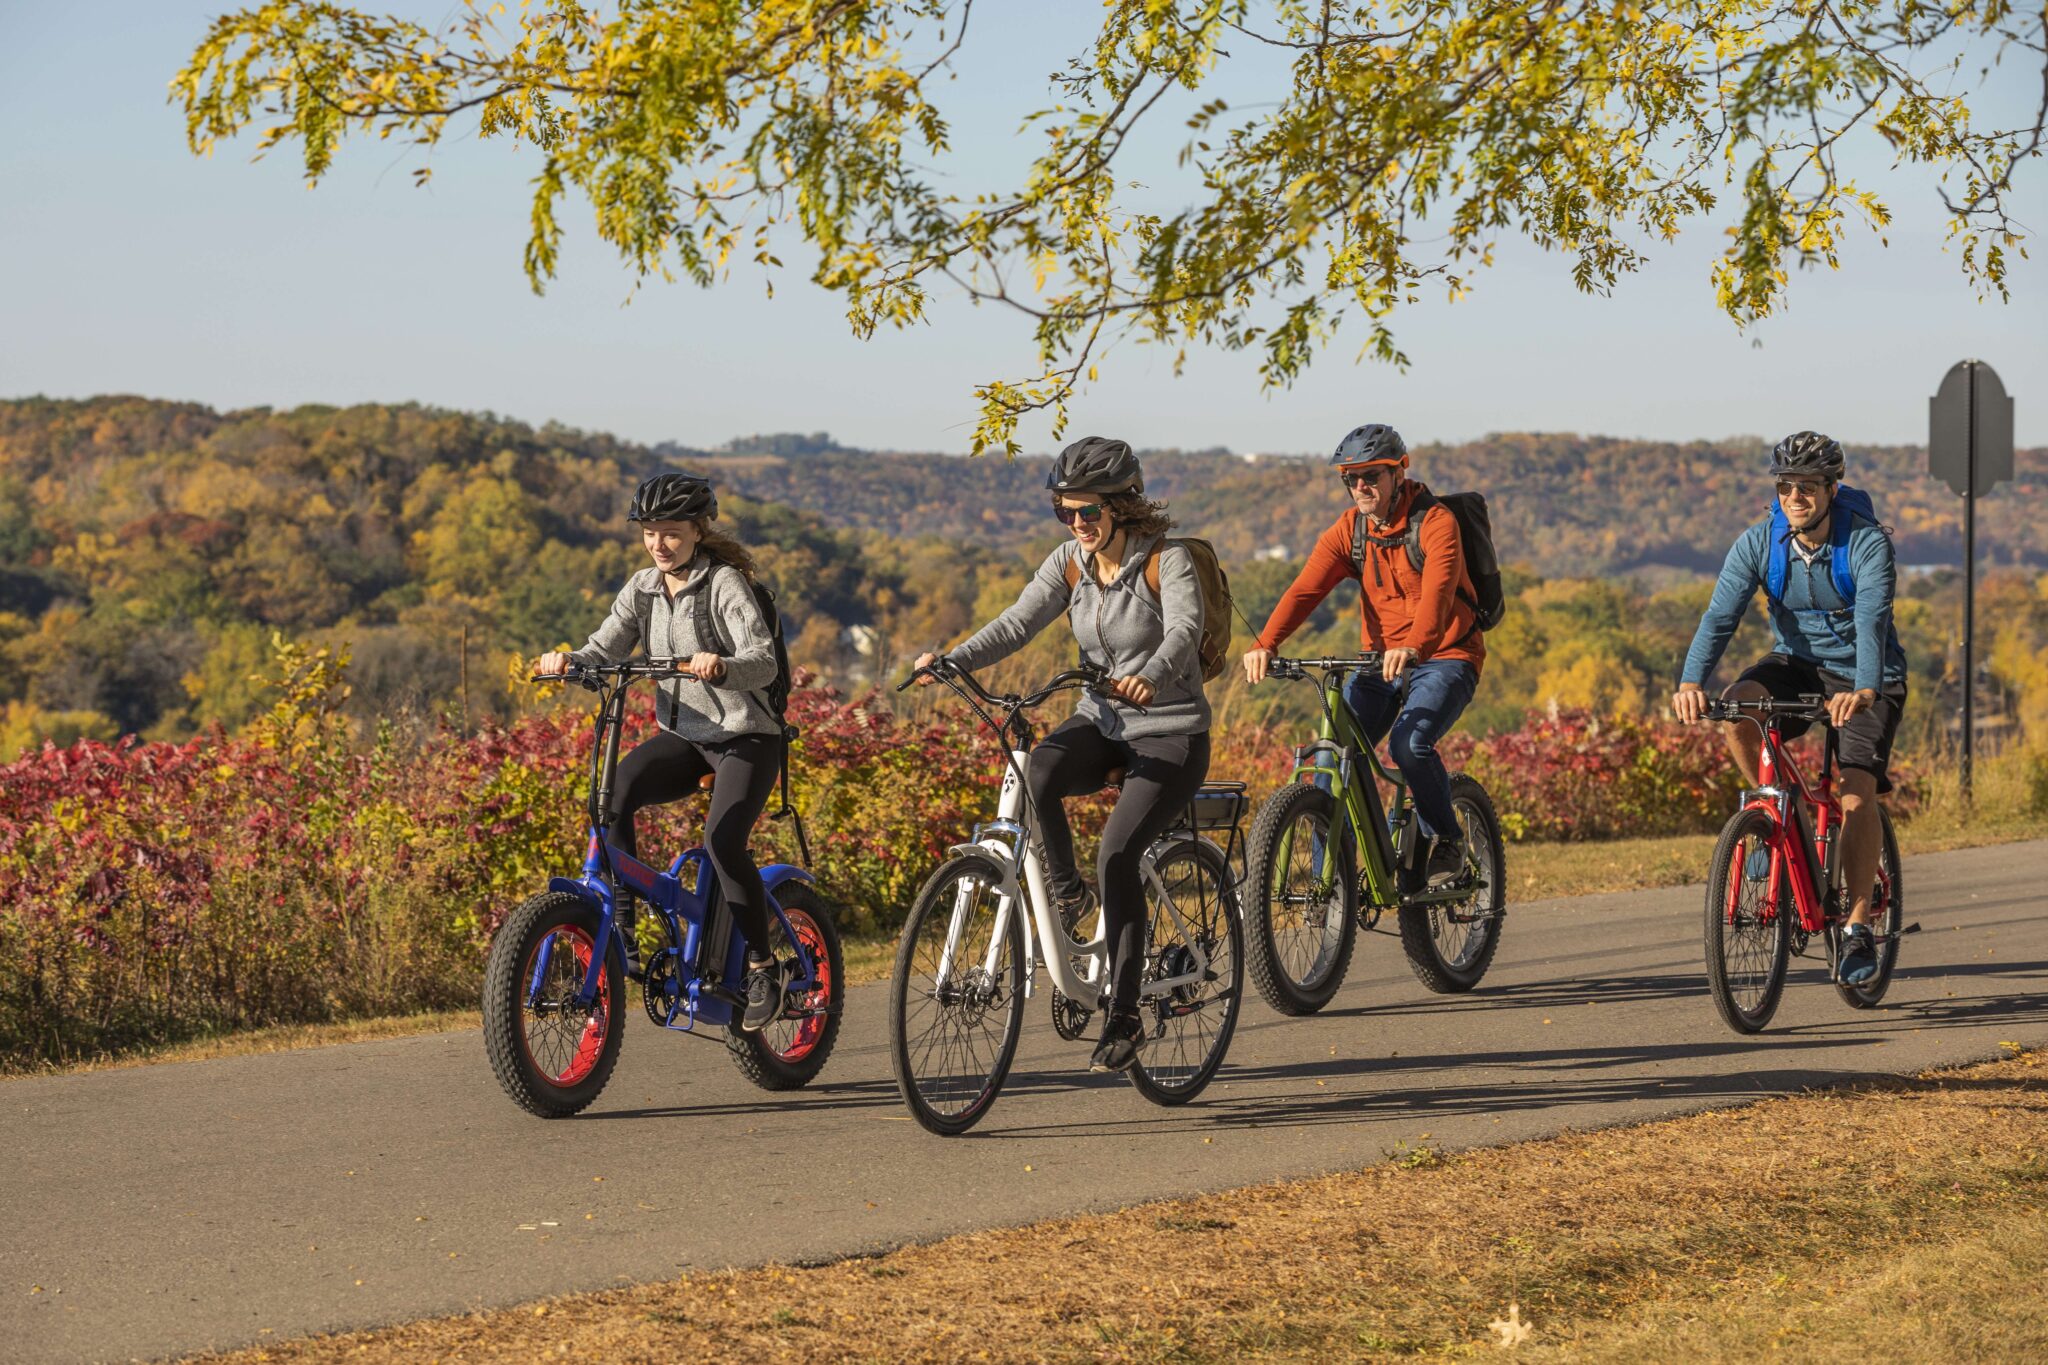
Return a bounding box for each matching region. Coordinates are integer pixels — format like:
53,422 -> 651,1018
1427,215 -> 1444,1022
1103,490 -> 1176,540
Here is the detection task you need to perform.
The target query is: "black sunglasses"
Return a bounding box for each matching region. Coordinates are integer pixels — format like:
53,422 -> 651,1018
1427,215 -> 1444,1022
1774,479 -> 1828,499
1052,503 -> 1107,526
1340,466 -> 1395,489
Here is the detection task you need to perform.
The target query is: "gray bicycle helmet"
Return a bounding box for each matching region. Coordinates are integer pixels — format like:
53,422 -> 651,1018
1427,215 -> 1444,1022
1331,423 -> 1408,469
1768,431 -> 1845,482
629,472 -> 717,523
1045,436 -> 1144,496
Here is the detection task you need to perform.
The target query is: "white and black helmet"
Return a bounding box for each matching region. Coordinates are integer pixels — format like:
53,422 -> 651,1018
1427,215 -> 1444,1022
1045,436 -> 1144,496
629,472 -> 717,523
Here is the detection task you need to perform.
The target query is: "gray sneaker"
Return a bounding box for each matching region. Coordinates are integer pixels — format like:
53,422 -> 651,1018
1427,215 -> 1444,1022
1838,924 -> 1879,986
1424,834 -> 1469,885
738,956 -> 783,1032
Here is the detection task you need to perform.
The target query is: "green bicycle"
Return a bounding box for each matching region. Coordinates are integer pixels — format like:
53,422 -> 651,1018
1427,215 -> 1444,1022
1242,654 -> 1508,1013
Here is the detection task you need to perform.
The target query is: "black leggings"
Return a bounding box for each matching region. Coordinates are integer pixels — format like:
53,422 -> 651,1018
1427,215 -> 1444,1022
608,729 -> 783,953
1026,717 -> 1211,1016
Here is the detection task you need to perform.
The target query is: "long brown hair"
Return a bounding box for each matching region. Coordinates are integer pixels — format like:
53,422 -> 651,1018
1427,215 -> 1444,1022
693,518 -> 758,581
1104,491 -> 1176,540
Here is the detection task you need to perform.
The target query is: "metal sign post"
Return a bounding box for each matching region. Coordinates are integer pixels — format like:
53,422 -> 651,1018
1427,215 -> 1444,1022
1929,360 -> 2015,804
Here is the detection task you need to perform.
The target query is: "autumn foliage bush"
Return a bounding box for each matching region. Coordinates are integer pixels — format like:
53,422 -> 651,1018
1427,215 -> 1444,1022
0,648 -> 1930,1068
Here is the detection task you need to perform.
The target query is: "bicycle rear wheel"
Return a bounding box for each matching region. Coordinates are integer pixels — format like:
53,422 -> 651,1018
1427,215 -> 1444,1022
1241,782 -> 1358,1015
1835,805 -> 1903,1009
1129,839 -> 1243,1107
1396,774 -> 1508,993
889,852 -> 1026,1136
1704,807 -> 1792,1034
726,882 -> 846,1090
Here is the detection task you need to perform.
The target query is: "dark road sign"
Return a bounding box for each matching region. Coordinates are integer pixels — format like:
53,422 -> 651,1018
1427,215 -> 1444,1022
1930,361 -> 2014,497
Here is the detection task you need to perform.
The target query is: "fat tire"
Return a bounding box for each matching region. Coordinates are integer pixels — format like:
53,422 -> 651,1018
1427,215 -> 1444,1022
1704,807 -> 1792,1034
1396,774 -> 1508,994
726,882 -> 847,1090
1240,782 -> 1358,1015
483,891 -> 626,1118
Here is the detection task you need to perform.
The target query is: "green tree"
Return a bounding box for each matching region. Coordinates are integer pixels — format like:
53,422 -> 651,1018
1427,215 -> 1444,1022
176,2 -> 2041,450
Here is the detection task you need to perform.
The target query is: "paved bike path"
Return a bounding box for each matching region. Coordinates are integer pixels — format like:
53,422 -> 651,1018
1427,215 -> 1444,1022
8,839 -> 2046,1363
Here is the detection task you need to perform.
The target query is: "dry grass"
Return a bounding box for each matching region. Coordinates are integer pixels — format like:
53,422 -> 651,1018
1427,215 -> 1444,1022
0,1009 -> 487,1080
186,1048 -> 2048,1363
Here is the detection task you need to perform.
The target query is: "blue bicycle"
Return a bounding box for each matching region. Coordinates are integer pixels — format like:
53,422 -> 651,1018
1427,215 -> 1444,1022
482,658 -> 843,1117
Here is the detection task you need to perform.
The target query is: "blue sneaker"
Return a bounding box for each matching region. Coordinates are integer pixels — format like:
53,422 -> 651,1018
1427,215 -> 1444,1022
1744,845 -> 1771,881
1839,924 -> 1879,986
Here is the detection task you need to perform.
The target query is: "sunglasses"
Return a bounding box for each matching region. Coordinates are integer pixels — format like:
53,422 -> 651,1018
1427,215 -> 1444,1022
1775,479 -> 1828,499
1052,502 -> 1107,526
1340,466 -> 1396,489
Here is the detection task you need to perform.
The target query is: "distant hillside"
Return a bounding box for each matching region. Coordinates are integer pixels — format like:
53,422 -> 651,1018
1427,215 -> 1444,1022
699,436 -> 2043,579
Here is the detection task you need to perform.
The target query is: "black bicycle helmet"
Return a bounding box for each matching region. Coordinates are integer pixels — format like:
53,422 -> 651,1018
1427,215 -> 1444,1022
1331,422 -> 1408,469
629,472 -> 717,523
1768,431 -> 1845,482
1045,436 -> 1144,496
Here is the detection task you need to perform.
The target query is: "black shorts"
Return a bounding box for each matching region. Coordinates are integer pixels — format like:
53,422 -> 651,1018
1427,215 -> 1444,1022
1733,654 -> 1908,792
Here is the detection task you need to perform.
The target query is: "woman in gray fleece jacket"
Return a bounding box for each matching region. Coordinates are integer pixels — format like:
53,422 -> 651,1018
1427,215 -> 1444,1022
914,437 -> 1211,1074
535,473 -> 788,1033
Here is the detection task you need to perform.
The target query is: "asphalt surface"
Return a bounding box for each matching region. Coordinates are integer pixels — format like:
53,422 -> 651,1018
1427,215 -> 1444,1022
7,838 -> 2046,1363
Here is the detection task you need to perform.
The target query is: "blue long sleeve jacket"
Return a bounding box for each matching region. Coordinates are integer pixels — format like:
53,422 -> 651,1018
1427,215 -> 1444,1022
1680,518 -> 1907,694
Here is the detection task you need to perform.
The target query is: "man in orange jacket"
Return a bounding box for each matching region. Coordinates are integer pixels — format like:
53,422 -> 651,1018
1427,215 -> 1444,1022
1242,424 -> 1484,889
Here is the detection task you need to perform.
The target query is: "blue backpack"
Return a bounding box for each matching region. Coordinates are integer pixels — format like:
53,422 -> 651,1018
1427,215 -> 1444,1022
1763,484 -> 1886,610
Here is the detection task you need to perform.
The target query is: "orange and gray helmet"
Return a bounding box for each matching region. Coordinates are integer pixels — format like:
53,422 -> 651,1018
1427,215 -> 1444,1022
1046,436 -> 1144,496
1331,423 -> 1407,471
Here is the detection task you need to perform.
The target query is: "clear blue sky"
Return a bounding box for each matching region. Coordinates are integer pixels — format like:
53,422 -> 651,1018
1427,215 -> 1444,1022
2,2 -> 2042,452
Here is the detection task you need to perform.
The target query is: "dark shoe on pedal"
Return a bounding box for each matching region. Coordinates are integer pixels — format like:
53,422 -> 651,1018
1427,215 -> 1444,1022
739,957 -> 783,1033
1089,1013 -> 1146,1074
1425,834 -> 1470,886
1838,923 -> 1879,986
1056,888 -> 1098,939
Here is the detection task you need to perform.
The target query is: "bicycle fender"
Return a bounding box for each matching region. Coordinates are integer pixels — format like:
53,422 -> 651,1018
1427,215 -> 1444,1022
547,876 -> 609,910
760,863 -> 815,894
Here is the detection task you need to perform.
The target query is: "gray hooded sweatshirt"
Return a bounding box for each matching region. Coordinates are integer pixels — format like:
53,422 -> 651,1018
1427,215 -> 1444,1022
945,532 -> 1210,739
571,557 -> 782,742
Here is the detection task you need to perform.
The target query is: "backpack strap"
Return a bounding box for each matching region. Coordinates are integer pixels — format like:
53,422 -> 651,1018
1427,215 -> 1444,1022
1351,490 -> 1437,574
1143,548 -> 1161,596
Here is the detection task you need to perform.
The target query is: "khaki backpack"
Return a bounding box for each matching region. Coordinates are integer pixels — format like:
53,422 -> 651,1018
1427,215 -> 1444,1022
1063,538 -> 1234,682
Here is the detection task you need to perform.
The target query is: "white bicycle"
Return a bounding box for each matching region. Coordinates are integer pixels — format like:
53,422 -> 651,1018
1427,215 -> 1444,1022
888,659 -> 1246,1136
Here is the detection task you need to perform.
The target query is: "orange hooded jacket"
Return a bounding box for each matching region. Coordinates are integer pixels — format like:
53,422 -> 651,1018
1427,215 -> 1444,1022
1254,480 -> 1485,674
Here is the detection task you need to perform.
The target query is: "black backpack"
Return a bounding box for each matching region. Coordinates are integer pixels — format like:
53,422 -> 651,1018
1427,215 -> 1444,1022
1350,489 -> 1506,633
689,570 -> 809,862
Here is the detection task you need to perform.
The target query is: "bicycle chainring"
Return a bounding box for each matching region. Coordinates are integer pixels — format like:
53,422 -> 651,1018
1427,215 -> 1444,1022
642,950 -> 682,1027
1050,988 -> 1093,1042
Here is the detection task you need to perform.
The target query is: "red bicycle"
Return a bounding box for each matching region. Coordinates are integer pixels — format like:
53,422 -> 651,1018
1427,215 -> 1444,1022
1701,696 -> 1915,1034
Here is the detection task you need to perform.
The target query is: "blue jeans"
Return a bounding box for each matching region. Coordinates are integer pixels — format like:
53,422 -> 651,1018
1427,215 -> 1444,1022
1339,660 -> 1477,843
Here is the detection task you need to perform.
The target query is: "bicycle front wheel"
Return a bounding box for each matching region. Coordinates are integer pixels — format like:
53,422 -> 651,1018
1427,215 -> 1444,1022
482,891 -> 626,1118
1397,774 -> 1508,993
1835,805 -> 1903,1010
889,852 -> 1026,1136
1242,781 -> 1358,1015
1129,839 -> 1243,1107
1704,807 -> 1792,1034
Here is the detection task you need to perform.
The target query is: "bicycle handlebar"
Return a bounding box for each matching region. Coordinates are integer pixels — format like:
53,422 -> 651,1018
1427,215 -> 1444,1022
898,658 -> 1143,714
1704,695 -> 1831,725
530,657 -> 692,689
1266,653 -> 1386,681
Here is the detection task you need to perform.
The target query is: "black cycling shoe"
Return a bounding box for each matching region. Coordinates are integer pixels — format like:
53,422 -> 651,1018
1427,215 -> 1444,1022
1089,1013 -> 1146,1074
1055,888 -> 1098,939
1425,834 -> 1470,886
738,956 -> 782,1033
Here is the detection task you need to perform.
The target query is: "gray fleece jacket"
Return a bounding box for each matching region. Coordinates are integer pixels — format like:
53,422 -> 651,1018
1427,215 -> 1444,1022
571,557 -> 782,742
945,533 -> 1210,739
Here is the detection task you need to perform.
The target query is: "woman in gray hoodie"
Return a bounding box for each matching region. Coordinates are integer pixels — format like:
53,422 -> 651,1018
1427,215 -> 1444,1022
914,438 -> 1211,1074
535,473 -> 787,1033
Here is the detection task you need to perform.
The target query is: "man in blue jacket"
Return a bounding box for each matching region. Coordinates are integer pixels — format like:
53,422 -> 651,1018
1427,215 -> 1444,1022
1672,432 -> 1908,986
